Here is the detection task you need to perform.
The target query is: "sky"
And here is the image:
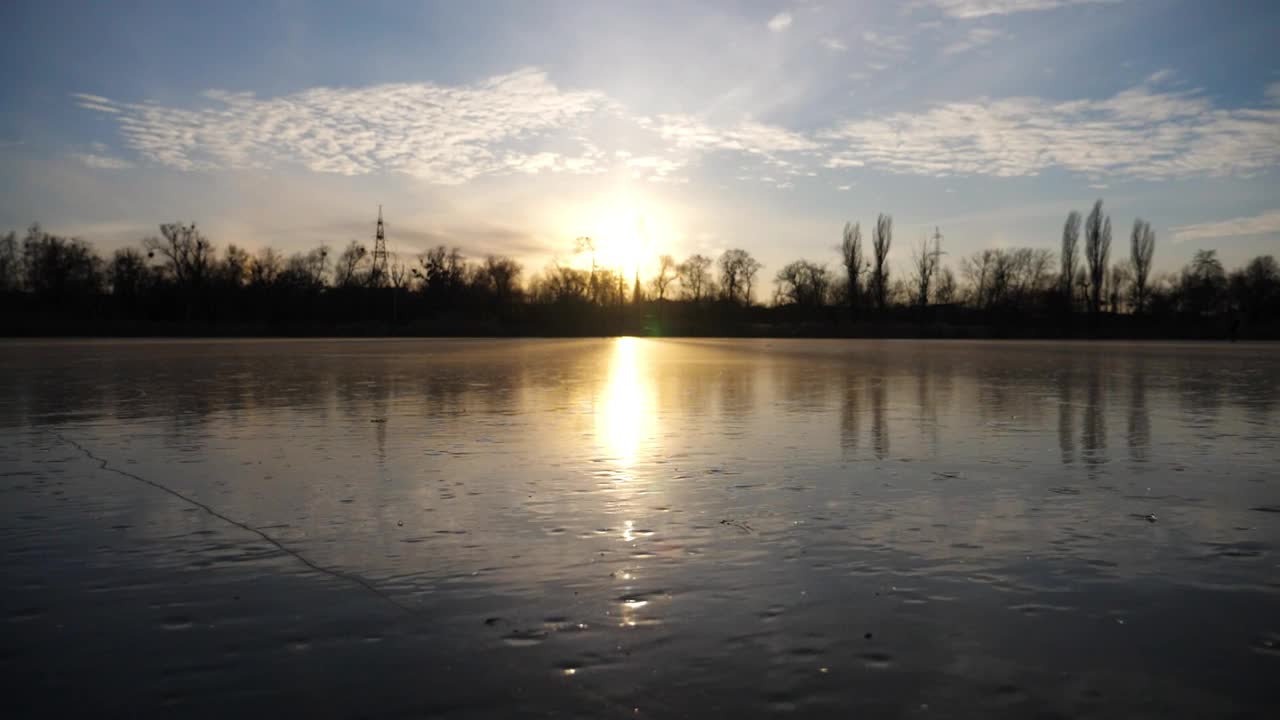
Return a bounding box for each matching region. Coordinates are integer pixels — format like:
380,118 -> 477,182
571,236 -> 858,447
2,0 -> 1278,284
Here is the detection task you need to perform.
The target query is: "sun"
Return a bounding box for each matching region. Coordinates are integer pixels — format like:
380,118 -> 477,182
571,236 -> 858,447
583,204 -> 648,282
558,190 -> 677,283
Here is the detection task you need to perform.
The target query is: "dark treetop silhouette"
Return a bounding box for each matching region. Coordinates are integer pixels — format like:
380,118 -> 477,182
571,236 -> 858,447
2,202 -> 1277,338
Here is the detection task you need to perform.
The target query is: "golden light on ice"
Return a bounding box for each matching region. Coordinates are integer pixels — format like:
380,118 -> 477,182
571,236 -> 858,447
596,337 -> 655,467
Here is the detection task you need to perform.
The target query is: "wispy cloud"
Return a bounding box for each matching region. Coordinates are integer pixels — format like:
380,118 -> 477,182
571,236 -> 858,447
862,31 -> 909,54
75,153 -> 134,169
767,12 -> 793,32
643,115 -> 820,157
75,69 -> 613,184
1172,209 -> 1280,244
928,0 -> 1120,19
942,27 -> 1005,55
73,143 -> 134,169
822,82 -> 1280,180
75,68 -> 1280,188
821,37 -> 847,52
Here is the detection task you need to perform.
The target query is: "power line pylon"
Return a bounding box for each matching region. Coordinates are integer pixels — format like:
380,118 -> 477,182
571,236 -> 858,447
371,205 -> 388,283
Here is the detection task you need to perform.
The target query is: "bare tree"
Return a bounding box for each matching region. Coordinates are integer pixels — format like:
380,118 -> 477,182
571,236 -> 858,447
872,213 -> 892,312
388,256 -> 411,290
143,222 -> 214,288
935,266 -> 957,305
1084,200 -> 1110,317
334,241 -> 368,288
650,254 -> 678,300
474,255 -> 522,304
218,245 -> 251,288
249,247 -> 283,287
418,246 -> 468,301
679,254 -> 714,302
1061,210 -> 1081,308
536,261 -> 590,303
840,221 -> 864,313
774,260 -> 830,307
1129,218 -> 1155,314
19,225 -> 102,299
719,248 -> 762,305
911,227 -> 942,309
1107,264 -> 1132,314
0,231 -> 19,292
108,247 -> 150,299
574,236 -> 599,303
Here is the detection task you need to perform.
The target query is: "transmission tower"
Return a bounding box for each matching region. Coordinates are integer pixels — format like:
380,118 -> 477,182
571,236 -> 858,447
371,204 -> 388,282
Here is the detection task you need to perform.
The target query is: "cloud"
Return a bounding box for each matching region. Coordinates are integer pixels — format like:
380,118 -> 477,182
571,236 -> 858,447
1172,210 -> 1280,244
821,37 -> 847,52
928,0 -> 1120,18
643,114 -> 820,161
1267,82 -> 1280,105
74,153 -> 134,169
75,68 -> 613,184
75,68 -> 1280,188
862,31 -> 909,54
621,154 -> 688,183
767,12 -> 793,32
942,27 -> 1005,55
822,82 -> 1280,180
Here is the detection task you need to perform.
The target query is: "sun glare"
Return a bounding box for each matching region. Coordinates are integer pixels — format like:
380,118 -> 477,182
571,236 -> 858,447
597,337 -> 654,467
559,191 -> 677,283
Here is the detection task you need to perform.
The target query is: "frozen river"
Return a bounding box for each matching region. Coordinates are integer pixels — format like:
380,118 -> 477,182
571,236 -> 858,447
2,338 -> 1277,718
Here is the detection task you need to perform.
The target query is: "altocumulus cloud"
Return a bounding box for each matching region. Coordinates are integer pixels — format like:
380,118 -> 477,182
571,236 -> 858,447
77,69 -> 1278,185
75,68 -> 821,185
822,81 -> 1280,180
75,68 -> 612,184
927,0 -> 1120,19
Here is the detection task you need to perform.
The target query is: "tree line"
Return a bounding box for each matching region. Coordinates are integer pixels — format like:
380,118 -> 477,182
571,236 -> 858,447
2,199 -> 1277,338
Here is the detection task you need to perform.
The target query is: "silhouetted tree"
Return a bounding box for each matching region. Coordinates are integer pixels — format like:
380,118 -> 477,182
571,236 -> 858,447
1180,249 -> 1226,316
536,262 -> 590,303
1129,218 -> 1155,313
143,223 -> 213,289
574,237 -> 599,303
1084,200 -> 1111,317
249,247 -> 283,287
679,254 -> 714,302
1061,210 -> 1081,309
0,231 -> 18,292
650,254 -> 677,301
718,248 -> 762,305
474,255 -> 522,306
1107,264 -> 1132,314
334,241 -> 368,288
961,247 -> 1053,313
419,246 -> 467,304
840,221 -> 864,314
218,245 -> 251,289
5,213 -> 1276,339
281,247 -> 329,289
20,224 -> 103,302
108,248 -> 150,300
872,213 -> 892,312
935,265 -> 957,305
774,260 -> 830,308
1229,255 -> 1279,321
911,227 -> 942,309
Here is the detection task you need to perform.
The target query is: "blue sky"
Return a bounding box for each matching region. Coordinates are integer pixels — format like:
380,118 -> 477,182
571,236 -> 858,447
2,0 -> 1278,282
